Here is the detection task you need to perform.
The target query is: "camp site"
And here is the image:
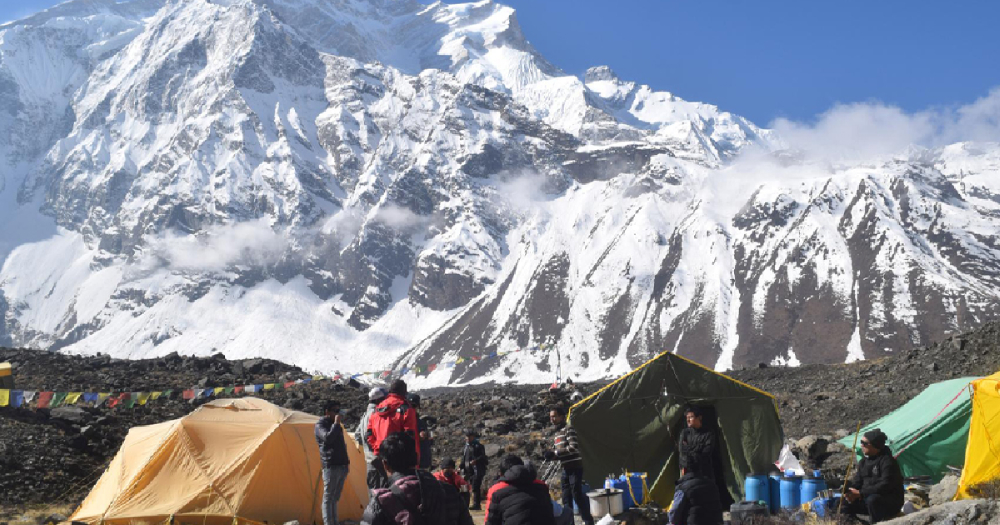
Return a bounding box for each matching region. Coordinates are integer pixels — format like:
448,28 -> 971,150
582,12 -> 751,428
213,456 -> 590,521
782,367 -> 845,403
3,325 -> 1000,525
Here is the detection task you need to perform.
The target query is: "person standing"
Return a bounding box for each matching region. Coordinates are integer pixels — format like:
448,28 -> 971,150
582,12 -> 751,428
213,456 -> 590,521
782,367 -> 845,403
409,393 -> 435,470
316,400 -> 350,525
356,387 -> 387,489
844,429 -> 904,523
366,379 -> 421,486
546,406 -> 593,525
461,429 -> 488,511
678,406 -> 733,507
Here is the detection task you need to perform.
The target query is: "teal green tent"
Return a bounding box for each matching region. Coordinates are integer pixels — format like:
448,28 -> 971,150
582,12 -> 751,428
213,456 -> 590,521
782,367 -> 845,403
840,377 -> 977,483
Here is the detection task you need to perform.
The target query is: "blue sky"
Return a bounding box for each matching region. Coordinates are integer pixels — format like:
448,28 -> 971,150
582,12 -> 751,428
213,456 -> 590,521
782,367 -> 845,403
3,0 -> 998,126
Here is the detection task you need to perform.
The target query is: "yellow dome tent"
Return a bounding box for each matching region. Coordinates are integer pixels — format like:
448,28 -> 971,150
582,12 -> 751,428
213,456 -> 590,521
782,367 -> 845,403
71,397 -> 369,525
957,372 -> 1000,499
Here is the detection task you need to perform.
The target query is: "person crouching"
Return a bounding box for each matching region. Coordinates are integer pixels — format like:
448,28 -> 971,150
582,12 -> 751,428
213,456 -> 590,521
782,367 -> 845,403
844,429 -> 904,524
669,453 -> 723,525
485,455 -> 556,525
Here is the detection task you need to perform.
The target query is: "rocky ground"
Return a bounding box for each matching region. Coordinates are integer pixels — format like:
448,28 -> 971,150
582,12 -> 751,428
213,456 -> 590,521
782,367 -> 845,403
1,321 -> 999,520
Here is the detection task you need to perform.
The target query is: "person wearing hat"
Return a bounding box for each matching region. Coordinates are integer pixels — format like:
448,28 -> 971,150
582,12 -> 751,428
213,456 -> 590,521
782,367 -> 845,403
356,387 -> 387,489
461,429 -> 488,510
435,458 -> 473,507
844,429 -> 904,523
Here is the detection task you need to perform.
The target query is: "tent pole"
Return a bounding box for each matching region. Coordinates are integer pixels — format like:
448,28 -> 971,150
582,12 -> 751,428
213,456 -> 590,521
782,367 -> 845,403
838,421 -> 862,517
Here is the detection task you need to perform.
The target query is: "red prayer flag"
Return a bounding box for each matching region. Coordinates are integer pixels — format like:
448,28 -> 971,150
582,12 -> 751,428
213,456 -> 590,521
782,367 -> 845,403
428,364 -> 437,371
333,375 -> 342,381
284,381 -> 296,389
472,356 -> 480,361
234,386 -> 244,394
182,389 -> 195,400
37,391 -> 54,409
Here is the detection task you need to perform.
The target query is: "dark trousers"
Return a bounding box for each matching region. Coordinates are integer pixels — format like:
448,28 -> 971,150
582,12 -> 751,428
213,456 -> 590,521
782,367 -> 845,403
843,494 -> 899,524
367,458 -> 388,490
562,467 -> 594,525
467,469 -> 485,509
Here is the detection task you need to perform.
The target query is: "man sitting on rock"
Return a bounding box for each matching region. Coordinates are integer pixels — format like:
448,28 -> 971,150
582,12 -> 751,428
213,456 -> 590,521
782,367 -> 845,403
361,432 -> 469,525
435,458 -> 472,507
669,453 -> 723,525
485,455 -> 556,525
844,429 -> 904,524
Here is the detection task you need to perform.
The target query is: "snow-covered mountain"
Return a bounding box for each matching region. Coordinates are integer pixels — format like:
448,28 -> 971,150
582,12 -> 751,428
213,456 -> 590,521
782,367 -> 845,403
1,0 -> 997,385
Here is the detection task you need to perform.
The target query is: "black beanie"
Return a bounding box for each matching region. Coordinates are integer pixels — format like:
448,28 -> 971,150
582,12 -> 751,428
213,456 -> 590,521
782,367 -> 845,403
864,429 -> 888,449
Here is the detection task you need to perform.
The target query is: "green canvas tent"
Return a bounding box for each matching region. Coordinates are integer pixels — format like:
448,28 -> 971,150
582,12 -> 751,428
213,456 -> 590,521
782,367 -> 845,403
569,352 -> 783,507
839,377 -> 976,483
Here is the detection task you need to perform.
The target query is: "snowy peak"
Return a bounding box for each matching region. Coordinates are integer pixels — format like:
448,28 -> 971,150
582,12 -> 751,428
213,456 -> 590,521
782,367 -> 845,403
2,0 -> 997,387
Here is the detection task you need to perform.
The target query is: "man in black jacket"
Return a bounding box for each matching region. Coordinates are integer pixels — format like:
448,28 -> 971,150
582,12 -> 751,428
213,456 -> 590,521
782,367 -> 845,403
678,406 -> 733,508
461,429 -> 488,510
844,429 -> 904,524
668,454 -> 723,525
316,400 -> 350,525
485,455 -> 556,525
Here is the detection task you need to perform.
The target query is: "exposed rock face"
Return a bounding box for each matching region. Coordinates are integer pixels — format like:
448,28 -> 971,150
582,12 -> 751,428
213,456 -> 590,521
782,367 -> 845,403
0,0 -> 999,385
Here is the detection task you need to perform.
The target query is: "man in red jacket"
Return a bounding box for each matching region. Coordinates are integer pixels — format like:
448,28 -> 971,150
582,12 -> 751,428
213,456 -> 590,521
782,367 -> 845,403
366,379 -> 421,471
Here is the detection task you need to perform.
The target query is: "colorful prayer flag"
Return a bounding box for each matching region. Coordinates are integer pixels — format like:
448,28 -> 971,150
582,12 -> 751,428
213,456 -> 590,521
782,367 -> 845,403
183,389 -> 195,400
37,392 -> 54,409
23,391 -> 37,406
0,389 -> 9,407
50,392 -> 68,408
284,381 -> 296,389
96,393 -> 110,406
428,364 -> 437,372
65,392 -> 82,405
264,384 -> 275,391
150,392 -> 163,401
235,386 -> 244,394
214,387 -> 225,396
137,392 -> 151,406
12,390 -> 25,408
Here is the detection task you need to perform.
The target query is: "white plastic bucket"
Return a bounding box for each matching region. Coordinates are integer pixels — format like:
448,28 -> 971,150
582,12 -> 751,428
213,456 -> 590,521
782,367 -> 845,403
587,488 -> 624,517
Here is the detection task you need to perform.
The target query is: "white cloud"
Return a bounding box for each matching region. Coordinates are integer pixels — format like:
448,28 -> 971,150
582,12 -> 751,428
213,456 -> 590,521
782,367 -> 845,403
144,218 -> 288,272
768,87 -> 1000,163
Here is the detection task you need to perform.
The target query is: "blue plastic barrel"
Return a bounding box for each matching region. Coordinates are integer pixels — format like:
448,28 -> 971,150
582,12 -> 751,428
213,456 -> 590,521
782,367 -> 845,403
620,473 -> 646,508
744,474 -> 770,507
779,475 -> 802,509
800,476 -> 827,505
768,474 -> 781,513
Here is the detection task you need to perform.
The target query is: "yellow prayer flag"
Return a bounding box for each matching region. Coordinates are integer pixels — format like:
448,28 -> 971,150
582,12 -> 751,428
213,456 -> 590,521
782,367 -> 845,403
264,384 -> 275,390
150,392 -> 163,400
214,387 -> 225,395
65,392 -> 82,405
0,389 -> 9,407
313,375 -> 325,381
137,392 -> 151,405
456,357 -> 466,364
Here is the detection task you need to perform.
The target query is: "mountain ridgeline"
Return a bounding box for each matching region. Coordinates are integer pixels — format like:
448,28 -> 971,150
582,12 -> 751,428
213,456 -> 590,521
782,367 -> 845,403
0,0 -> 998,385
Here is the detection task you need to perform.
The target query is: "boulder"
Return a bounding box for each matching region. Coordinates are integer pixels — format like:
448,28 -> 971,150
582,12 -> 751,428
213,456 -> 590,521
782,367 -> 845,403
883,499 -> 999,525
929,474 -> 961,506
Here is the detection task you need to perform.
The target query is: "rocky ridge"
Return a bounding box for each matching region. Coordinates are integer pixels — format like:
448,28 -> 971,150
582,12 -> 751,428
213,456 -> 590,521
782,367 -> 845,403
2,321 -> 998,510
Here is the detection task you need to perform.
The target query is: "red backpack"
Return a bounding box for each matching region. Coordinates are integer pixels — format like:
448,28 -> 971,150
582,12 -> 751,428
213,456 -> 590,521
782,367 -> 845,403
366,394 -> 419,456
